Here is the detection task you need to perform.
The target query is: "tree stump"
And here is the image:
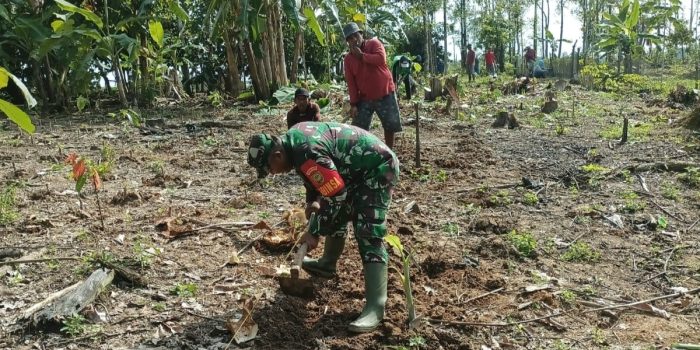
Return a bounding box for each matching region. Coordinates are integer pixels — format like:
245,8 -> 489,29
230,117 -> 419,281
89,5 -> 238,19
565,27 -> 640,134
542,90 -> 558,114
444,74 -> 459,110
425,77 -> 443,101
554,79 -> 568,91
508,113 -> 520,129
542,100 -> 558,114
492,111 -> 509,127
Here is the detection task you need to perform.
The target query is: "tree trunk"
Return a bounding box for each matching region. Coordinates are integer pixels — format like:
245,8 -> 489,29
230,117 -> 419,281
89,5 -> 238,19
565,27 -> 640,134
424,13 -> 432,74
460,0 -> 466,70
43,57 -> 56,104
32,61 -> 47,105
273,2 -> 288,86
533,0 -> 538,51
113,55 -> 128,106
290,30 -> 303,83
261,31 -> 274,91
223,30 -> 241,96
139,32 -> 149,104
558,0 -> 563,58
244,40 -> 271,100
443,0 -> 448,69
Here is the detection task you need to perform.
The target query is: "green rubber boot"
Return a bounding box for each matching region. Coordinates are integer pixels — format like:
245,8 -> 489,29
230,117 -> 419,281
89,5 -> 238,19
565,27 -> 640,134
302,236 -> 345,278
348,263 -> 388,333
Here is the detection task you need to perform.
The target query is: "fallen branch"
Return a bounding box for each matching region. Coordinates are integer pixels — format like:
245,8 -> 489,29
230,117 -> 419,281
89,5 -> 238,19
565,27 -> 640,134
625,162 -> 699,173
23,268 -> 114,325
648,197 -> 687,223
454,183 -> 519,194
426,287 -> 700,328
686,218 -> 700,233
582,287 -> 700,314
460,287 -> 504,305
0,257 -> 80,266
425,310 -> 568,328
49,327 -> 150,347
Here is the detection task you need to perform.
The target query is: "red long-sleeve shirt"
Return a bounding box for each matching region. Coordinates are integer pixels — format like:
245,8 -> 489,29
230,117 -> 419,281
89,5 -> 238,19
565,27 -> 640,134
343,37 -> 395,106
485,51 -> 496,65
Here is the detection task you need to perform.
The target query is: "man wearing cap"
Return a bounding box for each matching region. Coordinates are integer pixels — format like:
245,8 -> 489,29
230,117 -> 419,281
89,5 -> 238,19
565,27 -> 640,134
342,22 -> 402,149
287,88 -> 321,129
247,121 -> 399,333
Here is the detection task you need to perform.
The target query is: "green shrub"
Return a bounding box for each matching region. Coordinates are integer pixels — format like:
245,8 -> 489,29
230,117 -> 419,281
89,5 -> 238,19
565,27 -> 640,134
507,230 -> 537,257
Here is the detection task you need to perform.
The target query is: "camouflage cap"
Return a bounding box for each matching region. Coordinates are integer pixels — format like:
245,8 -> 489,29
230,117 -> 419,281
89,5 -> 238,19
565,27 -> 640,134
247,134 -> 277,178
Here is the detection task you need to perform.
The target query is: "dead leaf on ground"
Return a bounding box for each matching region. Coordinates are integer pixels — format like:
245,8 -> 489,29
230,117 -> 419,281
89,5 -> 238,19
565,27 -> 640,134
222,252 -> 240,267
155,217 -> 193,238
226,297 -> 258,344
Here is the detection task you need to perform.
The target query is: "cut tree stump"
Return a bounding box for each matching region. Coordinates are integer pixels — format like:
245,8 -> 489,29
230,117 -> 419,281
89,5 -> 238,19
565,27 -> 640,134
425,77 -> 444,101
542,90 -> 558,114
492,111 -> 509,128
22,268 -> 114,325
508,113 -> 520,129
542,100 -> 558,114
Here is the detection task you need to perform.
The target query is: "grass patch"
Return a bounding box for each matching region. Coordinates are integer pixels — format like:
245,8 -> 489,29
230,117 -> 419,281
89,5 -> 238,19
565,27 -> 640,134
507,230 -> 537,257
661,181 -> 681,200
61,314 -> 100,337
580,164 -> 608,173
522,190 -> 539,206
489,190 -> 512,207
600,121 -> 652,141
172,282 -> 198,297
621,190 -> 646,213
0,185 -> 19,225
562,242 -> 601,262
679,167 -> 700,188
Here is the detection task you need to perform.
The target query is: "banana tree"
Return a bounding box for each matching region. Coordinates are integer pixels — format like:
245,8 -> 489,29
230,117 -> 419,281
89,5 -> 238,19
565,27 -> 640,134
596,0 -> 659,73
0,1 -> 58,106
0,67 -> 36,134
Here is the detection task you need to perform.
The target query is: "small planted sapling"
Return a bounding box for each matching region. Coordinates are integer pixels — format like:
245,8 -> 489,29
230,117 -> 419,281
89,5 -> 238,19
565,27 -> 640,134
385,234 -> 419,328
66,153 -> 105,230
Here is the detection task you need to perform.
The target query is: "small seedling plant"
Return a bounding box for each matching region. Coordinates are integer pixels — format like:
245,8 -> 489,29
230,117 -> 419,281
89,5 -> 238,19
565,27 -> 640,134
66,153 -> 105,230
385,234 -> 418,327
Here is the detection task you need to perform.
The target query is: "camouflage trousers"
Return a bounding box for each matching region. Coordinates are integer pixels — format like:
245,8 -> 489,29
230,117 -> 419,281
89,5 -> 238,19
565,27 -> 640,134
315,166 -> 398,264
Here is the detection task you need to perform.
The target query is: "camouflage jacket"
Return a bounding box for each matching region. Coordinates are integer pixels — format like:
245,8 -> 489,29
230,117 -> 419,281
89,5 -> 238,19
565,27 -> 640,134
281,122 -> 399,235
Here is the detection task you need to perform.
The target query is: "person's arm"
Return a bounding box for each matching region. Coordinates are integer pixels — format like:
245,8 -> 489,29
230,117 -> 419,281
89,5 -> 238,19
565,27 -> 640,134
312,103 -> 321,121
299,155 -> 347,236
287,109 -> 296,129
344,55 -> 359,106
360,39 -> 387,66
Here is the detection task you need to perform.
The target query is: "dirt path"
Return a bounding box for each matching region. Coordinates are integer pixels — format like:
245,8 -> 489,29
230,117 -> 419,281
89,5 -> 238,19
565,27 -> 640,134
1,82 -> 699,349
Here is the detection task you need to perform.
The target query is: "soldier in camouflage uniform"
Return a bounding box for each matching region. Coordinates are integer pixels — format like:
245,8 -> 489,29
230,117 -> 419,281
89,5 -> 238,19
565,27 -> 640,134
247,121 -> 399,333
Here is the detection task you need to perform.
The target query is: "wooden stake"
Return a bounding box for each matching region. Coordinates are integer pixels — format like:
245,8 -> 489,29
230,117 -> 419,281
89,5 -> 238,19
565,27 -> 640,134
620,117 -> 629,145
414,103 -> 421,168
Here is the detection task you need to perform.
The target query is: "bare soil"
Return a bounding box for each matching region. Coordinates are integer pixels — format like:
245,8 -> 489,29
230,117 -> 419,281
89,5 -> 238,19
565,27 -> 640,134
1,81 -> 699,350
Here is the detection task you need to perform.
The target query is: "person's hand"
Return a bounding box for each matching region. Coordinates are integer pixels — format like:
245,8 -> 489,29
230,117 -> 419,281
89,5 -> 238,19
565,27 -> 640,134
301,231 -> 320,251
305,201 -> 320,220
349,105 -> 358,119
350,45 -> 363,59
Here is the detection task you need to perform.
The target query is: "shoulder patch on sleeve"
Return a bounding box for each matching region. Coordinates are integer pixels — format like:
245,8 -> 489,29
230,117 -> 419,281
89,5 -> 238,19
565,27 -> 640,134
300,159 -> 345,197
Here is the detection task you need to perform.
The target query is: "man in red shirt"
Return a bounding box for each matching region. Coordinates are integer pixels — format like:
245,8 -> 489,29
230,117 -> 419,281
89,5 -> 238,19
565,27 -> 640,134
286,88 -> 321,129
343,22 -> 402,149
485,48 -> 497,78
466,44 -> 476,82
524,46 -> 536,77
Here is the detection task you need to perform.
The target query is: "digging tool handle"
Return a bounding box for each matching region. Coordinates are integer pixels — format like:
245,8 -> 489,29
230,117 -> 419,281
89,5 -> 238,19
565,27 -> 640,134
294,242 -> 308,269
